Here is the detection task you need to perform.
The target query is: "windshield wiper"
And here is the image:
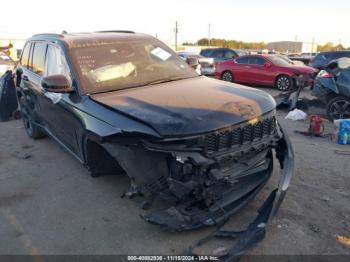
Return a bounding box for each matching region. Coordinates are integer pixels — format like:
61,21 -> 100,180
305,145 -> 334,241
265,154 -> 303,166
89,76 -> 199,95
147,76 -> 197,86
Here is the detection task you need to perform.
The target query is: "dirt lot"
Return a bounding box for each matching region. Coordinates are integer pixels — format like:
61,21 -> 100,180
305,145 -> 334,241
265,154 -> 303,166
0,87 -> 349,258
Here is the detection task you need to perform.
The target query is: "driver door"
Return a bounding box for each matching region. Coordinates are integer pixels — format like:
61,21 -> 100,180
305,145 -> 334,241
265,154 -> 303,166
43,44 -> 81,155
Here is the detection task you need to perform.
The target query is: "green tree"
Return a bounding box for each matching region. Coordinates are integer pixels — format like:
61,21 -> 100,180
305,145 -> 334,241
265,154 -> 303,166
196,38 -> 266,49
317,42 -> 334,51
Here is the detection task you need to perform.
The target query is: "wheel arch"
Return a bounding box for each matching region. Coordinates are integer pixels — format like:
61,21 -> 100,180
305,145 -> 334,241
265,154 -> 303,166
82,133 -> 124,176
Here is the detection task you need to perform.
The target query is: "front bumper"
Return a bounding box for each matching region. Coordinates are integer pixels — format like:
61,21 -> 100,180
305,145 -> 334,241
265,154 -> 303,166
104,120 -> 294,260
143,127 -> 294,261
183,125 -> 294,261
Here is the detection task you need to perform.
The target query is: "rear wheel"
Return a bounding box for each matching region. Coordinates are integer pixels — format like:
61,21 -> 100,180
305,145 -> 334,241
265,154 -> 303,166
326,96 -> 350,121
221,71 -> 233,82
275,75 -> 293,91
20,97 -> 46,139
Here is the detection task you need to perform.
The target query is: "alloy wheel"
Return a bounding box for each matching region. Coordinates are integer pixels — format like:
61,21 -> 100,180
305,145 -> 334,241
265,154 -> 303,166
221,72 -> 233,82
329,99 -> 350,120
276,76 -> 291,91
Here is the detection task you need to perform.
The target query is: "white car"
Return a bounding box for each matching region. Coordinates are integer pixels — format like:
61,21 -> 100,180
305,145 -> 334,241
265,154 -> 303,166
177,52 -> 215,76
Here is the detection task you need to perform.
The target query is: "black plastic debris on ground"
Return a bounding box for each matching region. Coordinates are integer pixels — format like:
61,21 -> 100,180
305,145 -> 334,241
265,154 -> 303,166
0,70 -> 18,122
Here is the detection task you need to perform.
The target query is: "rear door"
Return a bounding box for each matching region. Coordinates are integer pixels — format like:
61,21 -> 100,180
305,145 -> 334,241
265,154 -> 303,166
18,41 -> 49,127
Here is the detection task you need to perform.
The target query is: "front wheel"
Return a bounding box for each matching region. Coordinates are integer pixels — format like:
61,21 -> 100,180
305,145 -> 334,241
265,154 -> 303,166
326,96 -> 350,121
20,97 -> 46,139
221,71 -> 233,82
275,75 -> 293,91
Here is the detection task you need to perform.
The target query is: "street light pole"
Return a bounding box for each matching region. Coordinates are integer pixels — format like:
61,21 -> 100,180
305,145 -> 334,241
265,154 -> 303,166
208,23 -> 211,46
174,21 -> 178,51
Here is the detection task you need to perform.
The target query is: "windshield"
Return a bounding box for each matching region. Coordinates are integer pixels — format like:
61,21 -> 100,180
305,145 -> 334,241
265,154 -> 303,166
278,55 -> 293,64
68,38 -> 198,94
268,55 -> 291,67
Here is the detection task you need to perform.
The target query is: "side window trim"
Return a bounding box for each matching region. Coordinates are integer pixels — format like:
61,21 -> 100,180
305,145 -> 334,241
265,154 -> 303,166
28,42 -> 34,71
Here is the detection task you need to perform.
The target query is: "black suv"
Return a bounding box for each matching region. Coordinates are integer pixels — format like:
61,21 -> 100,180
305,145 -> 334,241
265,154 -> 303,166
200,47 -> 246,62
309,51 -> 350,69
13,31 -> 293,253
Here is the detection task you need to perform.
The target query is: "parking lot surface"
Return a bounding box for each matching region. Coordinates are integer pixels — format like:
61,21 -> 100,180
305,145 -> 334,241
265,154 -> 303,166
0,87 -> 349,257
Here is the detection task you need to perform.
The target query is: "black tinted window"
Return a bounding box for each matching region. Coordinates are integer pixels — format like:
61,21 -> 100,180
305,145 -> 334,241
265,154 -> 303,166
20,43 -> 31,67
248,57 -> 265,65
235,57 -> 249,64
212,50 -> 224,59
32,42 -> 47,76
200,49 -> 213,57
224,50 -> 236,59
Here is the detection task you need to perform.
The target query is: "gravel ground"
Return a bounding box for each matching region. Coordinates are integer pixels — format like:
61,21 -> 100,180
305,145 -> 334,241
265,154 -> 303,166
0,87 -> 349,258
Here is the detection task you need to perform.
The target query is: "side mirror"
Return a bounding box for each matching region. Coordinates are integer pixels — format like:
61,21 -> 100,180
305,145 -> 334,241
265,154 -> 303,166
264,62 -> 272,68
186,57 -> 199,69
41,75 -> 73,93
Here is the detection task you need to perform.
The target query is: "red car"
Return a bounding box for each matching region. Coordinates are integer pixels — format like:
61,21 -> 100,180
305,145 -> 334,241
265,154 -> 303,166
215,54 -> 318,91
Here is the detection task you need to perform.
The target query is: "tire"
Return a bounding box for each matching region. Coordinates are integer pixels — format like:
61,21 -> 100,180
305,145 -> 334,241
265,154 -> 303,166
326,96 -> 350,121
221,71 -> 234,82
275,75 -> 293,91
20,97 -> 46,139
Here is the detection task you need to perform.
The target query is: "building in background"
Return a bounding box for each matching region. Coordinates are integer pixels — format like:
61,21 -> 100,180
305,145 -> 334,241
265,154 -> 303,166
267,41 -> 318,54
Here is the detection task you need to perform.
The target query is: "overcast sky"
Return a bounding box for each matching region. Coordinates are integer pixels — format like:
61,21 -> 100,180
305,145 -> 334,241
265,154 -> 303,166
1,0 -> 349,46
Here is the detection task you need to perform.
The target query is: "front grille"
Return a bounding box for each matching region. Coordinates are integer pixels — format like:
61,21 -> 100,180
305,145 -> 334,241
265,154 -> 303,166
204,116 -> 276,154
146,176 -> 168,193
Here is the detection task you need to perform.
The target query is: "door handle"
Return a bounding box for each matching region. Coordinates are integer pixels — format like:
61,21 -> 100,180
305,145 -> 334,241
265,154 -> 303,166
22,75 -> 29,81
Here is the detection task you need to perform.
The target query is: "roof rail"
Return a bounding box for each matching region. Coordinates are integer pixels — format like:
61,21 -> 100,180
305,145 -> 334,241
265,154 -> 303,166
95,30 -> 135,34
32,33 -> 64,38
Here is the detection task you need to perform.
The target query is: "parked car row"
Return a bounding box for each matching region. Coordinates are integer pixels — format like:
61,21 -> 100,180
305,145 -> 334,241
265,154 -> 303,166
180,47 -> 350,120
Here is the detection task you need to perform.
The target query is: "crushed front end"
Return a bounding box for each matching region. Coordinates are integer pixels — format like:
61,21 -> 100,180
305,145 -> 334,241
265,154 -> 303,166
103,110 -> 294,234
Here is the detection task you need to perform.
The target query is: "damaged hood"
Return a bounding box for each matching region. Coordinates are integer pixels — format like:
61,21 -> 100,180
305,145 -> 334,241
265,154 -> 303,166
90,76 -> 276,136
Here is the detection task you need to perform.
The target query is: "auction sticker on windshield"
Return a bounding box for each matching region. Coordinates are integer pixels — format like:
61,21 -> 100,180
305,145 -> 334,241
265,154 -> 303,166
150,47 -> 172,61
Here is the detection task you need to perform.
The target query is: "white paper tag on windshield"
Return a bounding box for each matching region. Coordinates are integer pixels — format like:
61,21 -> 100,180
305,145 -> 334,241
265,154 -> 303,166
151,47 -> 171,61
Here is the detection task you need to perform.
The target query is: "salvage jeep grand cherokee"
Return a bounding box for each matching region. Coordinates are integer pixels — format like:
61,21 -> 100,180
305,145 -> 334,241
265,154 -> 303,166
15,31 -> 294,257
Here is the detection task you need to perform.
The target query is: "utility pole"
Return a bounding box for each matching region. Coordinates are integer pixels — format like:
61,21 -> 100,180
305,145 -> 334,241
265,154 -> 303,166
208,24 -> 211,46
174,21 -> 178,51
312,37 -> 315,52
